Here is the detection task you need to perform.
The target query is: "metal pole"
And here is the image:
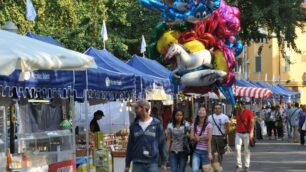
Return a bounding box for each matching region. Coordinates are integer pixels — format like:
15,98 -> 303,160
70,92 -> 76,162
279,49 -> 281,84
84,69 -> 90,171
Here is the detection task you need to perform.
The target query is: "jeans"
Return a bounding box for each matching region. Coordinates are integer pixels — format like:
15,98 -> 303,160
286,121 -> 292,138
170,151 -> 187,172
192,149 -> 209,172
292,126 -> 299,142
235,133 -> 251,168
132,162 -> 159,172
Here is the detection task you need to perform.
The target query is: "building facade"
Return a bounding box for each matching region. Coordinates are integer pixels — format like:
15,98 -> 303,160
239,25 -> 306,104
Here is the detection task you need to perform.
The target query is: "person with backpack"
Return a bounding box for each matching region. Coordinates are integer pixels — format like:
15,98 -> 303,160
234,103 -> 255,172
125,100 -> 168,172
190,106 -> 213,172
166,109 -> 190,172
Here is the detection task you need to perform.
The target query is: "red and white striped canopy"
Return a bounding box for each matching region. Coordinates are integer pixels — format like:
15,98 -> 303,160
233,86 -> 272,98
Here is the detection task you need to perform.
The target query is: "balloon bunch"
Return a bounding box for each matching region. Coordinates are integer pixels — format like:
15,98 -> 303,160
139,0 -> 221,23
140,0 -> 242,104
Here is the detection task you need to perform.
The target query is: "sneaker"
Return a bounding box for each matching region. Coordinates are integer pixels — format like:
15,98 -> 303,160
235,166 -> 243,172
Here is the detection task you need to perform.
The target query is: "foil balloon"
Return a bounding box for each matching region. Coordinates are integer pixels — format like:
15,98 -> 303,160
213,49 -> 229,73
183,40 -> 206,53
138,0 -> 168,11
233,41 -> 243,57
156,30 -> 181,54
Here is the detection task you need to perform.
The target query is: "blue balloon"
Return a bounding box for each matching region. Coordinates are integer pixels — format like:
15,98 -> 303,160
138,0 -> 168,11
217,83 -> 235,105
173,0 -> 190,12
166,2 -> 212,23
234,41 -> 243,57
204,0 -> 221,10
139,0 -> 215,23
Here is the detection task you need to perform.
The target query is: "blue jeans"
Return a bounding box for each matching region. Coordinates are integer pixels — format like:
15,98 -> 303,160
170,151 -> 187,172
286,121 -> 292,138
192,149 -> 209,172
132,162 -> 159,172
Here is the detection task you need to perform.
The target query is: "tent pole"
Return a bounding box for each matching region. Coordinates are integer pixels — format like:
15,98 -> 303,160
84,69 -> 90,171
84,89 -> 90,172
69,89 -> 76,163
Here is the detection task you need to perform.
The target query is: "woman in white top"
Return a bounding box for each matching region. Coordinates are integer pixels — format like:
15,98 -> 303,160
167,109 -> 190,172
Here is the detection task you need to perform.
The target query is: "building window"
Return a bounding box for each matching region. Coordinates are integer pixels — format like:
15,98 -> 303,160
255,56 -> 262,72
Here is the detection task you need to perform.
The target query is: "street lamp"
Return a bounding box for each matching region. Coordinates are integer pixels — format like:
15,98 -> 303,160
2,20 -> 18,33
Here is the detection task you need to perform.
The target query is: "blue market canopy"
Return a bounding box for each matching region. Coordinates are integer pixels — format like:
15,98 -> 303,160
0,33 -> 136,100
25,32 -> 63,47
127,55 -> 171,78
127,55 -> 179,93
276,84 -> 300,98
235,79 -> 258,87
85,48 -> 173,94
250,81 -> 298,101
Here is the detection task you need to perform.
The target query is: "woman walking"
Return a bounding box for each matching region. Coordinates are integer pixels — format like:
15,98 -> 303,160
190,106 -> 213,172
274,105 -> 284,140
167,109 -> 190,172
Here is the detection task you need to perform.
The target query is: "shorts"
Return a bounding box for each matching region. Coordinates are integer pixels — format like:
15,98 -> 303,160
212,135 -> 226,154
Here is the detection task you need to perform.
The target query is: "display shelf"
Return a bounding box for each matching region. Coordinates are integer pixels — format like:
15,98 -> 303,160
18,130 -> 73,153
11,130 -> 74,170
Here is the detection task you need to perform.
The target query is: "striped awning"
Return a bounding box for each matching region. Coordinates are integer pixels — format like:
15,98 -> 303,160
233,86 -> 272,98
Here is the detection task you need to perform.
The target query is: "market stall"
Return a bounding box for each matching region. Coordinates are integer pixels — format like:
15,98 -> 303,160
25,33 -> 137,172
85,47 -> 173,97
0,29 -> 96,171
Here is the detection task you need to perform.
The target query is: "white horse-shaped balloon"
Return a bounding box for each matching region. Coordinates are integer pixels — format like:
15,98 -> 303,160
165,43 -> 226,86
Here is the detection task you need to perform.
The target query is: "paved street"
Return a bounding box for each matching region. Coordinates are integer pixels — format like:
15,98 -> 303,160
170,138 -> 306,172
222,139 -> 306,172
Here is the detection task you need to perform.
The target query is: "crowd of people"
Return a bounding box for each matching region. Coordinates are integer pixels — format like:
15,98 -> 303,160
258,102 -> 306,144
124,99 -> 306,172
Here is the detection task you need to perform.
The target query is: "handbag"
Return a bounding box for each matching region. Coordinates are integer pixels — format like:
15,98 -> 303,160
183,124 -> 191,154
302,119 -> 306,131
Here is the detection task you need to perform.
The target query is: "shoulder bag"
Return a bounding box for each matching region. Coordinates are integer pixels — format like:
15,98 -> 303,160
237,111 -> 255,147
212,114 -> 227,145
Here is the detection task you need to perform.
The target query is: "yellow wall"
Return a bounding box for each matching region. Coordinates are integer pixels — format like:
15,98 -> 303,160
243,25 -> 306,104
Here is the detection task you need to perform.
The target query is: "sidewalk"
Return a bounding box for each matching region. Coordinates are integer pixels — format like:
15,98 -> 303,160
170,138 -> 306,172
222,138 -> 306,172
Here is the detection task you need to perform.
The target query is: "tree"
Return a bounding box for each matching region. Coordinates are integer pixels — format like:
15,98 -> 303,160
0,0 -> 160,60
229,0 -> 306,52
1,0 -> 304,60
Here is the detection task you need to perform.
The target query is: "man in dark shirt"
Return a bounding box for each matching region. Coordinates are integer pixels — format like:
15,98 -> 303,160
90,110 -> 104,132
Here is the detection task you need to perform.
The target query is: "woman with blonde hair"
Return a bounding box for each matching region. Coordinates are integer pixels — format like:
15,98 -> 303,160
190,106 -> 213,172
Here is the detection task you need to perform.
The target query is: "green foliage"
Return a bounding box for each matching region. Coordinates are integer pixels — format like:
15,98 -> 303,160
229,0 -> 306,52
0,0 -> 304,61
0,0 -> 159,60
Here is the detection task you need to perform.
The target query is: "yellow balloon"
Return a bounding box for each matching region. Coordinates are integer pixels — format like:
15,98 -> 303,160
183,40 -> 206,53
156,30 -> 181,54
213,50 -> 229,74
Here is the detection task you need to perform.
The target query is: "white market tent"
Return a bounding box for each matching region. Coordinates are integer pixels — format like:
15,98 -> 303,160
0,30 -> 96,76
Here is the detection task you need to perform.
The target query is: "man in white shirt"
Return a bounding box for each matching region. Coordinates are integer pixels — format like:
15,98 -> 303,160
208,104 -> 230,172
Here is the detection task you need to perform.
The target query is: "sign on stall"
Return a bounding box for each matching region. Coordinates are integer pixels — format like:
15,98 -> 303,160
48,160 -> 76,172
